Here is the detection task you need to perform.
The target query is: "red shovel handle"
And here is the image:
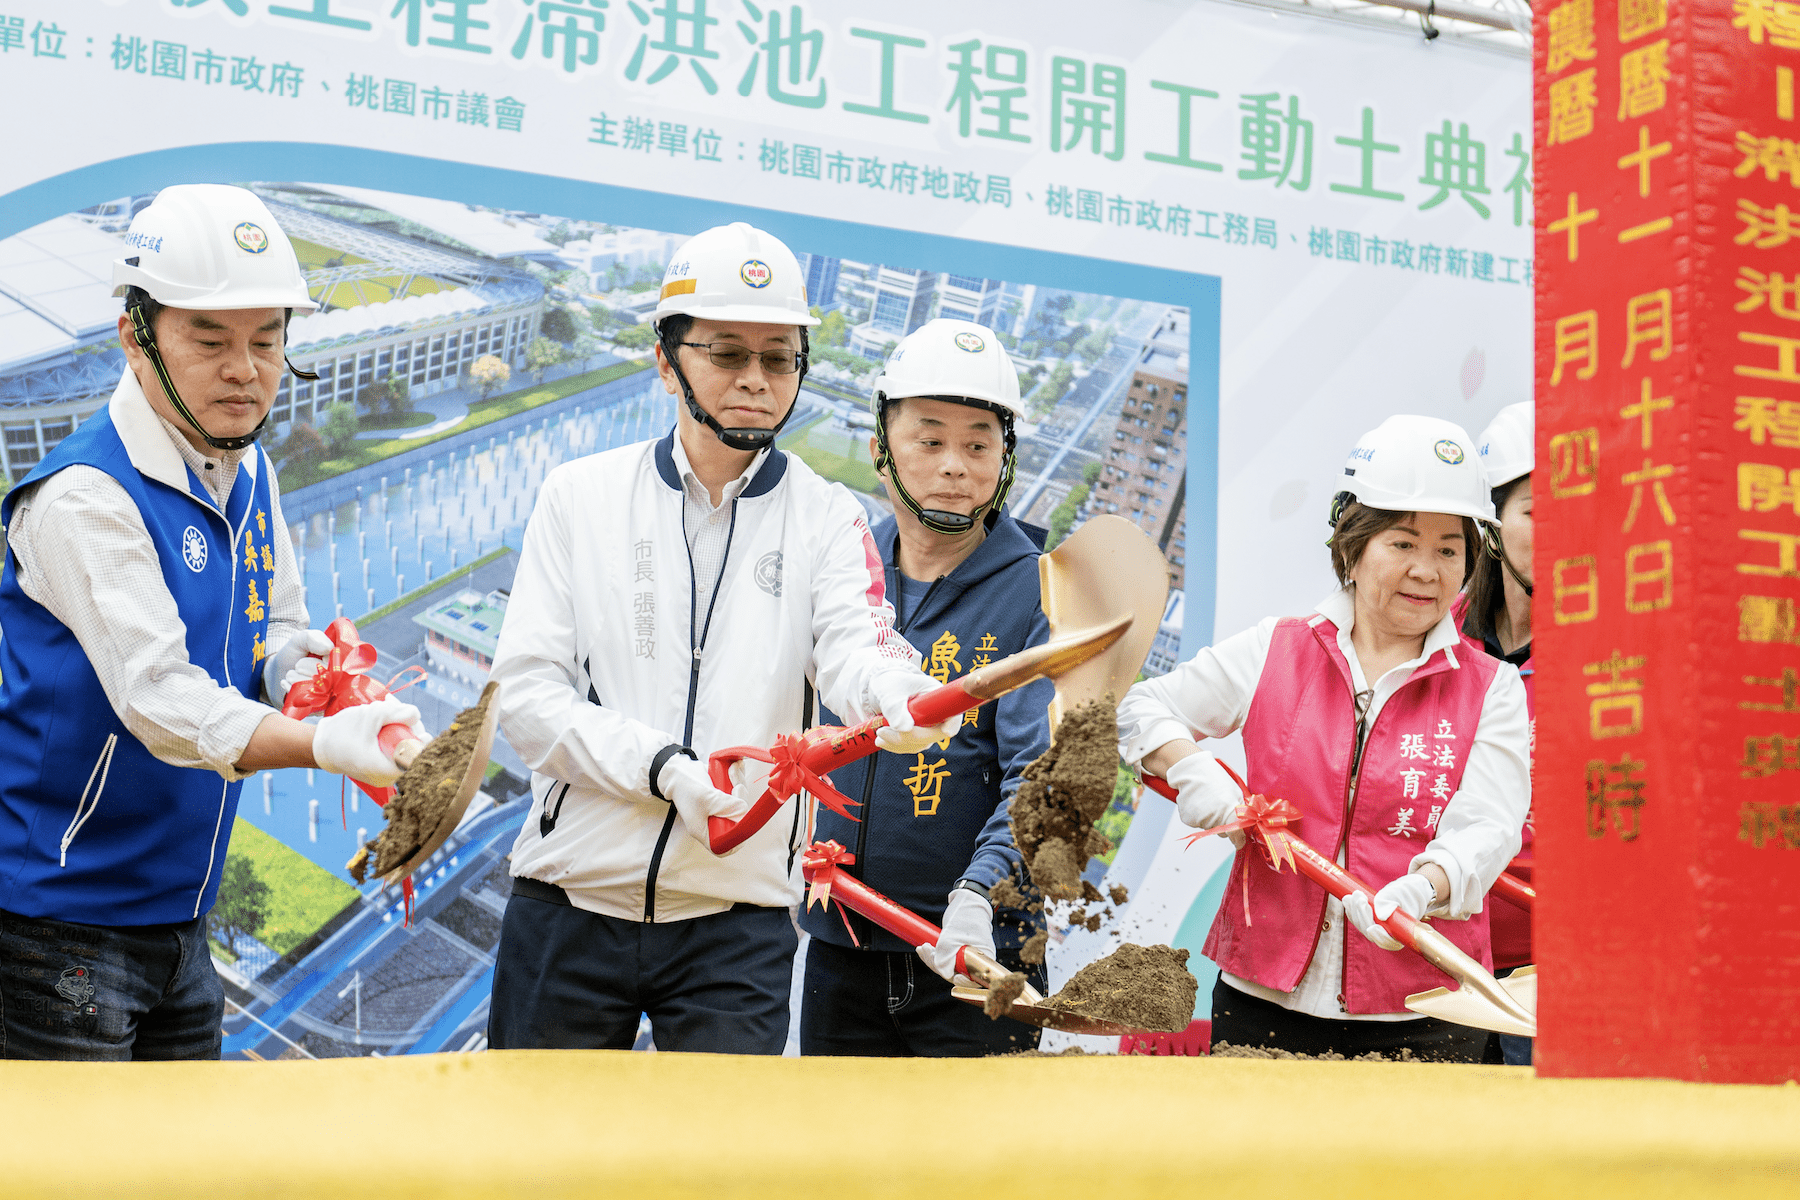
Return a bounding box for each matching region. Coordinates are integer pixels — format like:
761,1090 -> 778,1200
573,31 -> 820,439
1490,869 -> 1535,911
377,722 -> 414,758
809,862 -> 943,948
702,680 -> 982,855
1142,770 -> 1533,925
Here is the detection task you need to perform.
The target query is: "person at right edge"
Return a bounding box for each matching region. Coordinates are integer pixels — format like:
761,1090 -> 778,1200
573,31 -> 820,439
800,319 -> 1053,1057
1117,415 -> 1531,1061
1461,401 -> 1535,1067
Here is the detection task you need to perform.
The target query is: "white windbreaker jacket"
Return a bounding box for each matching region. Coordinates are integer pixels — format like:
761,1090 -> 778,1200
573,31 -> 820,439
491,432 -> 923,923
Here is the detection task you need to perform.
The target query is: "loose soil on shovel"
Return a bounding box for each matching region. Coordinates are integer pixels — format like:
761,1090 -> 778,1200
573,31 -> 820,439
1038,943 -> 1197,1033
1010,698 -> 1118,900
348,690 -> 491,885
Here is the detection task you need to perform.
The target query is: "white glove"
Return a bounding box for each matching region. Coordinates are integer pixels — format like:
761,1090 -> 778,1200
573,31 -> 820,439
871,672 -> 961,755
1165,752 -> 1246,848
917,887 -> 996,985
657,754 -> 751,850
264,629 -> 333,708
1344,874 -> 1435,952
312,699 -> 427,788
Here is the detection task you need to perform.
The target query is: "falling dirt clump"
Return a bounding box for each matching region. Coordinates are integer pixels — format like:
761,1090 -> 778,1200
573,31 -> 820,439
1020,932 -> 1049,965
1011,698 -> 1119,899
984,972 -> 1028,1019
990,877 -> 1030,909
1041,943 -> 1196,1033
348,685 -> 494,885
1109,884 -> 1130,905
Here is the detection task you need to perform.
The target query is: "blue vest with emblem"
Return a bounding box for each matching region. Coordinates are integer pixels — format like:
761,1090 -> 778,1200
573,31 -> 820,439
0,403 -> 273,926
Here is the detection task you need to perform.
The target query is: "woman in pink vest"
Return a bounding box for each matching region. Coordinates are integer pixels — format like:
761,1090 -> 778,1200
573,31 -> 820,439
1461,401 -> 1535,1066
1119,415 -> 1531,1061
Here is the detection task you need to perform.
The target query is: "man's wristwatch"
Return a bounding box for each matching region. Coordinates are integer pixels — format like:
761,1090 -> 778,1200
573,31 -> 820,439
951,879 -> 991,903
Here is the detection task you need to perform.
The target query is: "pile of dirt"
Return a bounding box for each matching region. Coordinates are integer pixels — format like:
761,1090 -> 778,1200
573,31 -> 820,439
348,685 -> 494,885
1010,698 -> 1119,900
1210,1042 -> 1417,1063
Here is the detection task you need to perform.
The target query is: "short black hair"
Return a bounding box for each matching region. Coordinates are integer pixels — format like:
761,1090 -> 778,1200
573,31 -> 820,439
655,312 -> 695,353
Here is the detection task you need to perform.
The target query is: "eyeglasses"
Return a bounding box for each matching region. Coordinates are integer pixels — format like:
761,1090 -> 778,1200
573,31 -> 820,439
677,342 -> 805,375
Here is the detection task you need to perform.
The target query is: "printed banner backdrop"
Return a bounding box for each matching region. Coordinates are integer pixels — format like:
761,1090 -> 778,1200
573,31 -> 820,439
0,0 -> 1529,1055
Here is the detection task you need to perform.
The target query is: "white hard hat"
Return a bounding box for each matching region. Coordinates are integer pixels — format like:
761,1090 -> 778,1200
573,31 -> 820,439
1477,401 -> 1533,489
872,318 -> 1024,422
112,184 -> 317,312
647,222 -> 819,328
1333,414 -> 1497,527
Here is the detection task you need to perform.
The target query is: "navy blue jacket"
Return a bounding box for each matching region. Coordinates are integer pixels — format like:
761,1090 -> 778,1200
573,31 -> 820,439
803,513 -> 1052,953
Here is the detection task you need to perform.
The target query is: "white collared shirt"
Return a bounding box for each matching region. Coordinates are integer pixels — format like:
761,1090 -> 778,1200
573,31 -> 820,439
1117,585 -> 1530,1020
5,371 -> 307,781
669,430 -> 769,632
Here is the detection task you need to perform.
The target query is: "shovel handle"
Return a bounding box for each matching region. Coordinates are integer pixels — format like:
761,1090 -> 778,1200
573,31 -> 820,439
1143,772 -> 1536,1030
378,722 -> 424,772
703,680 -> 983,854
1490,869 -> 1535,911
805,859 -> 1036,996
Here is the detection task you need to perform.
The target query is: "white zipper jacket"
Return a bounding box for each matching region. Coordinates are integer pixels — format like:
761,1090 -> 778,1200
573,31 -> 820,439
491,431 -> 922,923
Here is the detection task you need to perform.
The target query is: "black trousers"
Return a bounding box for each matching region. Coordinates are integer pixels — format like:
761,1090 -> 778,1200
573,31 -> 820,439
800,936 -> 1046,1057
488,879 -> 798,1054
1210,977 -> 1488,1062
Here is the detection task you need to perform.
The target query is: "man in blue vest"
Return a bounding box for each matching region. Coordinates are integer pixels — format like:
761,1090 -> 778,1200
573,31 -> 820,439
0,185 -> 420,1061
800,318 -> 1054,1056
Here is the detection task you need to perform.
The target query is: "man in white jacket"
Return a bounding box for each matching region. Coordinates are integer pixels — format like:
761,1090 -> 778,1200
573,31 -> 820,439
487,223 -> 955,1053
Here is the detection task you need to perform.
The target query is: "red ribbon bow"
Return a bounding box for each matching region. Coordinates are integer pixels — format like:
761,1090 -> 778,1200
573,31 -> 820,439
801,839 -> 857,881
281,618 -> 425,810
1183,792 -> 1306,927
745,733 -> 862,821
800,839 -> 860,944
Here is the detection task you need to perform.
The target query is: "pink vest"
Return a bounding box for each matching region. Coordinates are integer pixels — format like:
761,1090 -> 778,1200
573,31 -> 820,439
1202,615 -> 1501,1014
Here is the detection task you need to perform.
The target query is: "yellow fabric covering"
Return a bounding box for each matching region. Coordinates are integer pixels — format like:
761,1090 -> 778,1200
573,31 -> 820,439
1,1051 -> 1796,1197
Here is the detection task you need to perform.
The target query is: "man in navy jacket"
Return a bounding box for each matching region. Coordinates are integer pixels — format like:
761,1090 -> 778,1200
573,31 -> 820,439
801,319 -> 1052,1057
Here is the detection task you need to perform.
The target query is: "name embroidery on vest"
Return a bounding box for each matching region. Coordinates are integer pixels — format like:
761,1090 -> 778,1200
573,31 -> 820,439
1389,718 -> 1463,838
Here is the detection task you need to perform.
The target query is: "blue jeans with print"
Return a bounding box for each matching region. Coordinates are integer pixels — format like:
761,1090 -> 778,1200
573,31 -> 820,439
0,907 -> 224,1060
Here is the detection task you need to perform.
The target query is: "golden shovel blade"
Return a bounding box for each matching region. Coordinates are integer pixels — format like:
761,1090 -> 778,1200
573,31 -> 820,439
950,985 -> 1145,1038
1038,515 -> 1171,725
1405,965 -> 1538,1039
380,681 -> 502,886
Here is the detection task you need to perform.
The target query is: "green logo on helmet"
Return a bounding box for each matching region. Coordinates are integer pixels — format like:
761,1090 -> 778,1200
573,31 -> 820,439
739,259 -> 772,288
1433,439 -> 1466,464
233,222 -> 269,254
953,331 -> 985,353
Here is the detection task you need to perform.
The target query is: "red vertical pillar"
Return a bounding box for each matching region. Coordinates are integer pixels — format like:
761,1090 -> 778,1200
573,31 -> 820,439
1534,0 -> 1800,1082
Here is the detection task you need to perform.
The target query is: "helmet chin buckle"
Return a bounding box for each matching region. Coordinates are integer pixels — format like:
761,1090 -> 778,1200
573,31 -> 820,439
717,427 -> 775,451
919,509 -> 975,534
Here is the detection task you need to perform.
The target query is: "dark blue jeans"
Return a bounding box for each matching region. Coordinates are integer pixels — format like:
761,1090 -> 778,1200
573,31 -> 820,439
0,907 -> 223,1060
800,936 -> 1047,1057
488,878 -> 799,1054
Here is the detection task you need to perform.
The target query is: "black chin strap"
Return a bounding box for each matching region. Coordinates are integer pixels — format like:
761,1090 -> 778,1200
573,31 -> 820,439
660,326 -> 810,452
1498,537 -> 1535,597
126,298 -> 315,453
872,394 -> 1017,536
